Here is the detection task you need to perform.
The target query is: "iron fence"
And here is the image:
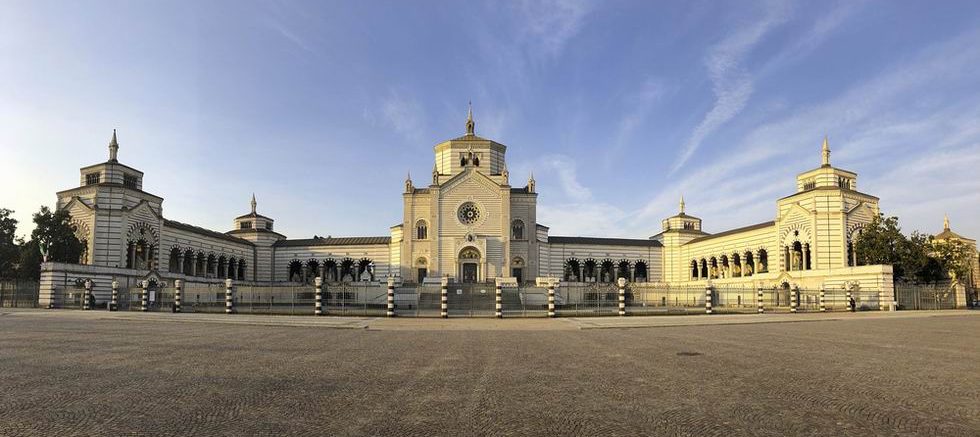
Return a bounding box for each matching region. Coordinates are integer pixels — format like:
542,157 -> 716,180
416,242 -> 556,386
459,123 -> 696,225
0,279 -> 39,308
895,282 -> 957,310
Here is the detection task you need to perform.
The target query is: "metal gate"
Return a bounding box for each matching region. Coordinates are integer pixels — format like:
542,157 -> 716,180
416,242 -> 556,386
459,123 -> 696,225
895,283 -> 957,310
447,283 -> 495,317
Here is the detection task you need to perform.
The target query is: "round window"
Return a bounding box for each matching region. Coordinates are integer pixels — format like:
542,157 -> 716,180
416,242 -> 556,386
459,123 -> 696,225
457,202 -> 481,225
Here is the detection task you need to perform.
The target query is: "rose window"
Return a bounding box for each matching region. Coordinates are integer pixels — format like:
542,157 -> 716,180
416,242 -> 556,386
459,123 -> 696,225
457,202 -> 481,225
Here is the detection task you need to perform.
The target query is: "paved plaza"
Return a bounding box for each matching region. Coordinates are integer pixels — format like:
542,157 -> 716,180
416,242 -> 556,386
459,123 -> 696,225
0,310 -> 978,436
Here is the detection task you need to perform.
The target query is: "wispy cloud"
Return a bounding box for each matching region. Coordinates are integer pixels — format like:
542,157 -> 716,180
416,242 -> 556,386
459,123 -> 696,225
366,90 -> 426,141
670,0 -> 791,173
515,0 -> 592,58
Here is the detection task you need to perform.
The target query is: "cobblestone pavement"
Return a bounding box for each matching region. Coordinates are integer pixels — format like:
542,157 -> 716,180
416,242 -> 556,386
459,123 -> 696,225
0,312 -> 977,436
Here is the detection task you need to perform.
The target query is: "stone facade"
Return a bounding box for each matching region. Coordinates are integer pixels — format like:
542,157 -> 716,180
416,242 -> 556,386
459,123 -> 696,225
39,114 -> 973,306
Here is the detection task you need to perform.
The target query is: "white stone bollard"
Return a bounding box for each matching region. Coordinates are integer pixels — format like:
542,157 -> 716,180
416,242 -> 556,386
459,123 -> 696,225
174,279 -> 182,313
819,288 -> 826,312
705,283 -> 713,314
878,290 -> 884,312
225,279 -> 234,314
83,279 -> 93,310
141,281 -> 149,312
111,280 -> 119,311
547,282 -> 556,318
617,278 -> 627,316
440,278 -> 448,318
790,286 -> 798,313
495,283 -> 503,318
386,277 -> 395,317
757,287 -> 764,314
315,277 -> 323,316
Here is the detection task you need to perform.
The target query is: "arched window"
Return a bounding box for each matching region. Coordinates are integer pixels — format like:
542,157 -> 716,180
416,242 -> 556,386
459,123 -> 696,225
288,260 -> 302,282
237,260 -> 246,280
168,247 -> 180,273
758,249 -> 769,273
415,220 -> 428,240
511,219 -> 525,240
634,261 -> 648,282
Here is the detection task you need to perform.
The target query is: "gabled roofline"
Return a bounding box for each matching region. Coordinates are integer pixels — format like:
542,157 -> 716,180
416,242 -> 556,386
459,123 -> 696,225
685,221 -> 776,245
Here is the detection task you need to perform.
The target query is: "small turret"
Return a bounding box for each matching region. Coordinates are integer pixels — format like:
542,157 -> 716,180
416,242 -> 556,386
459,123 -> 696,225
528,172 -> 536,193
250,193 -> 257,215
821,136 -> 831,167
465,101 -> 475,136
405,171 -> 413,193
108,129 -> 119,162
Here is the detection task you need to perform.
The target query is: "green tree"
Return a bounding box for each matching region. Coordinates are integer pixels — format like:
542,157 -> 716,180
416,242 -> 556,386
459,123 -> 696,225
932,238 -> 973,283
854,214 -> 945,282
855,215 -> 910,277
16,206 -> 83,280
0,208 -> 19,278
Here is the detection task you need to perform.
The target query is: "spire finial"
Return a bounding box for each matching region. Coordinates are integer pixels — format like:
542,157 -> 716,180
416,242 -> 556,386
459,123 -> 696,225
944,214 -> 950,230
465,101 -> 475,135
821,136 -> 830,167
679,194 -> 686,214
250,193 -> 257,214
108,128 -> 119,162
527,171 -> 536,193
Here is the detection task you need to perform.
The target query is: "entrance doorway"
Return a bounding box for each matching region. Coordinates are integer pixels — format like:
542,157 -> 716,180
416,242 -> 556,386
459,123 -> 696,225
462,264 -> 478,283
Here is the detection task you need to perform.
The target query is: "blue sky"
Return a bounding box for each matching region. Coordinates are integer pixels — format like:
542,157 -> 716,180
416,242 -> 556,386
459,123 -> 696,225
2,0 -> 979,241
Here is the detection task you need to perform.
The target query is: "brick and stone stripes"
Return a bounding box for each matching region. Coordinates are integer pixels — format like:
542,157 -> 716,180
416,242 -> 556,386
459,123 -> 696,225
83,279 -> 93,310
173,280 -> 181,313
757,287 -> 764,314
547,283 -> 556,318
386,278 -> 395,318
820,288 -> 826,312
617,278 -> 626,316
111,280 -> 119,311
495,284 -> 503,318
140,281 -> 148,312
790,286 -> 798,313
315,277 -> 323,316
704,284 -> 712,315
225,279 -> 234,314
440,278 -> 448,318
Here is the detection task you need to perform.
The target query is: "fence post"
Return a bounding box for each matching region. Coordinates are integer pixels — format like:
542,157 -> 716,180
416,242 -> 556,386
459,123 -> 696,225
111,280 -> 119,311
440,277 -> 448,318
494,282 -> 503,318
846,287 -> 853,312
225,279 -> 234,314
819,288 -> 826,312
174,279 -> 181,313
878,290 -> 884,312
790,285 -> 798,313
386,277 -> 395,317
315,277 -> 323,316
705,282 -> 713,314
617,278 -> 627,316
547,281 -> 556,318
141,280 -> 149,312
83,279 -> 93,310
757,287 -> 764,314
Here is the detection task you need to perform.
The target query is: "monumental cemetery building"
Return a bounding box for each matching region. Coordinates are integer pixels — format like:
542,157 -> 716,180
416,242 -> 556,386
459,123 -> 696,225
38,109 -> 978,305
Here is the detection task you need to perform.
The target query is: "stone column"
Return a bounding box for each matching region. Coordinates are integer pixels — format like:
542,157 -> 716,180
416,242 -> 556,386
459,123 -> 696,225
617,277 -> 626,316
757,287 -> 764,314
790,285 -> 798,313
315,277 -> 323,316
141,280 -> 149,312
174,279 -> 182,313
705,282 -> 713,315
547,280 -> 556,318
495,282 -> 503,318
225,279 -> 234,314
440,277 -> 448,318
111,280 -> 119,311
386,277 -> 395,318
190,256 -> 197,277
129,244 -> 136,269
